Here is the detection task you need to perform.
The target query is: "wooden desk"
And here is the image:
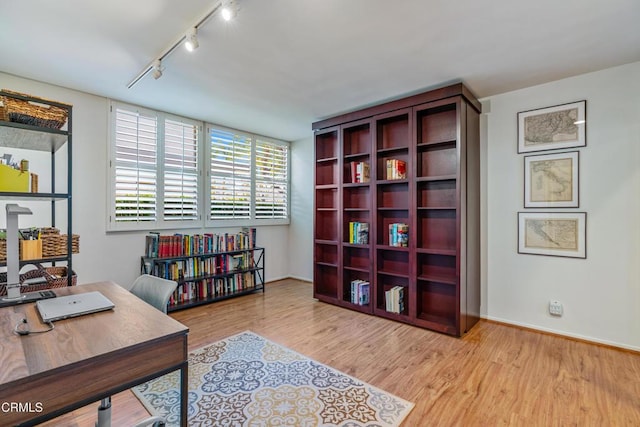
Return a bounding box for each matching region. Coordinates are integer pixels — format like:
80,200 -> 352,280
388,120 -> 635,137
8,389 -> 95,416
0,282 -> 189,426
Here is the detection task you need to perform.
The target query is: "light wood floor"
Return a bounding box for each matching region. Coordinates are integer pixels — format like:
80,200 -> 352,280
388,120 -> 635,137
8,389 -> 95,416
41,279 -> 640,426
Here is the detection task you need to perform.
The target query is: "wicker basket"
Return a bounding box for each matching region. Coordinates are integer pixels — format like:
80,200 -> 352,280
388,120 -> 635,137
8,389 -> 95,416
0,101 -> 7,122
0,231 -> 79,262
39,228 -> 79,257
0,264 -> 76,296
0,90 -> 70,129
42,234 -> 80,257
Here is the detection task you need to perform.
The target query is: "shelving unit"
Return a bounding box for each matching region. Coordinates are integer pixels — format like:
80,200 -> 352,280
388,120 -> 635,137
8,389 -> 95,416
141,246 -> 264,312
341,119 -> 372,312
312,83 -> 481,336
313,126 -> 340,302
0,91 -> 74,287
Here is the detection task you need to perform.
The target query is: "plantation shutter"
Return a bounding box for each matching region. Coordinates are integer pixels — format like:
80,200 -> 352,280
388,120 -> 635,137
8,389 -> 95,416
255,139 -> 288,218
113,107 -> 158,222
209,128 -> 252,219
164,119 -> 199,221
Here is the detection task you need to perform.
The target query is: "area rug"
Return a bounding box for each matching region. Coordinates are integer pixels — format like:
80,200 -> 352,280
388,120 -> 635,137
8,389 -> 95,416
133,331 -> 414,426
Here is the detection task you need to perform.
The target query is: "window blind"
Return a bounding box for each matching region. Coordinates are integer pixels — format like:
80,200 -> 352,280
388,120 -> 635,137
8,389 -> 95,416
255,139 -> 288,219
209,128 -> 251,219
113,108 -> 158,222
164,119 -> 199,221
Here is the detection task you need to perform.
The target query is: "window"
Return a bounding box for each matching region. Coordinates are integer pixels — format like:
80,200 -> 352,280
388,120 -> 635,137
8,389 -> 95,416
209,128 -> 252,219
108,102 -> 290,231
108,102 -> 201,231
164,119 -> 199,221
255,138 -> 288,219
111,106 -> 158,224
207,126 -> 290,226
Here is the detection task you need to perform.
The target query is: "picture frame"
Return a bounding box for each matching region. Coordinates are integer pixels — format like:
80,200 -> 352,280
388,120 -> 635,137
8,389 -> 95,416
518,212 -> 586,258
518,100 -> 586,153
524,151 -> 579,208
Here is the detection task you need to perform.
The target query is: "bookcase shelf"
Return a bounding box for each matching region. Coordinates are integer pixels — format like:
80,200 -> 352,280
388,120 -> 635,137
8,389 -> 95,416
313,83 -> 480,337
142,245 -> 264,312
315,239 -> 339,245
416,247 -> 458,256
343,182 -> 370,188
316,156 -> 338,163
376,146 -> 409,155
344,153 -> 369,161
314,261 -> 337,268
343,265 -> 370,273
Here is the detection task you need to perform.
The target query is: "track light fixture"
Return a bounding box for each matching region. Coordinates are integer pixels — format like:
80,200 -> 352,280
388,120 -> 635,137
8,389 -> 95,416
221,0 -> 237,21
151,59 -> 163,80
185,27 -> 199,52
127,1 -> 240,89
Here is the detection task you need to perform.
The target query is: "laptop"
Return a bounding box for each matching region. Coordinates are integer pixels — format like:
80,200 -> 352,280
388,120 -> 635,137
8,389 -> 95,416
36,291 -> 115,322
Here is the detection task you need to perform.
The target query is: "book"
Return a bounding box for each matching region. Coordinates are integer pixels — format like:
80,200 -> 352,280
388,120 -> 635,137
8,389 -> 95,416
350,279 -> 370,305
385,285 -> 404,313
361,162 -> 370,182
397,224 -> 408,247
389,223 -> 408,247
147,229 -> 258,258
385,159 -> 406,180
396,160 -> 406,179
349,222 -> 369,244
350,161 -> 370,183
357,222 -> 369,245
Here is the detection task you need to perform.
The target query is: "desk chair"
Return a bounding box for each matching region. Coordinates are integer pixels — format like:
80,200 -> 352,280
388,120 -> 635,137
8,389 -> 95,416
129,274 -> 178,314
96,275 -> 178,427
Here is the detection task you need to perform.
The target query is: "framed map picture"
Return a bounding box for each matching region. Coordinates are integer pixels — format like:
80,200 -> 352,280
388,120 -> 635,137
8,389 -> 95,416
518,212 -> 586,258
524,151 -> 579,208
518,101 -> 586,153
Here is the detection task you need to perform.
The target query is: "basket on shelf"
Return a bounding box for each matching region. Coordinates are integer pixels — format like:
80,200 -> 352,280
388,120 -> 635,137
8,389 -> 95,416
40,228 -> 80,257
0,263 -> 77,296
0,228 -> 79,262
0,101 -> 7,121
0,89 -> 70,129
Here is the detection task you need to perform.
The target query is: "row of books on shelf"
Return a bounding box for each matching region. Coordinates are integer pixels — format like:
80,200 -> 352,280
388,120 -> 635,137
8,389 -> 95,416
169,273 -> 257,306
389,223 -> 409,247
350,161 -> 370,183
145,227 -> 257,258
149,252 -> 254,281
385,285 -> 405,314
348,222 -> 369,244
386,159 -> 406,180
350,279 -> 370,305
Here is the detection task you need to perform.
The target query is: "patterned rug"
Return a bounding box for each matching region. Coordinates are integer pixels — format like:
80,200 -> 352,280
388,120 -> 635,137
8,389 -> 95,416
133,331 -> 414,426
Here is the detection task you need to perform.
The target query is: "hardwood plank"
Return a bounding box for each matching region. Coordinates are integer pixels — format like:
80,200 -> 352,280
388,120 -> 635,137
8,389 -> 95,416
39,279 -> 640,426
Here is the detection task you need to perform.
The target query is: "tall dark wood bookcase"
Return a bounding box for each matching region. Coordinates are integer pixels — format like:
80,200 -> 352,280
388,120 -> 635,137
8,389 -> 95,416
312,83 -> 481,336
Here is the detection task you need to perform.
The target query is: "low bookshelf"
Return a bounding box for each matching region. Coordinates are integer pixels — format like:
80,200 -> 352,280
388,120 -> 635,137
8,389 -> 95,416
140,230 -> 264,312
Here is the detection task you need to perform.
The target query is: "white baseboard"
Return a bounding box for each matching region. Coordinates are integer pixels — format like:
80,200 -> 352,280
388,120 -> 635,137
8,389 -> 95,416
483,315 -> 640,352
286,275 -> 312,283
266,275 -> 311,284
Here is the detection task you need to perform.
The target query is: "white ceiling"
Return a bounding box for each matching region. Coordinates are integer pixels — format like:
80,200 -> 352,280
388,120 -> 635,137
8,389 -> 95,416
1,0 -> 639,141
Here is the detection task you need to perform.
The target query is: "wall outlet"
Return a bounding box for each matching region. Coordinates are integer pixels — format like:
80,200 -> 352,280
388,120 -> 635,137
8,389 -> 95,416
549,300 -> 563,316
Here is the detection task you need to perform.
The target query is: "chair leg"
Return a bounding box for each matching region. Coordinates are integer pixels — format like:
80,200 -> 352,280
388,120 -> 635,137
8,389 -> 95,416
95,396 -> 112,427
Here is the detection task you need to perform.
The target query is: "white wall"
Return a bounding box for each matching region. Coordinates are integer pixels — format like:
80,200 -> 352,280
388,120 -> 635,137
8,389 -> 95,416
0,73 -> 290,288
483,61 -> 640,350
288,135 -> 314,282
